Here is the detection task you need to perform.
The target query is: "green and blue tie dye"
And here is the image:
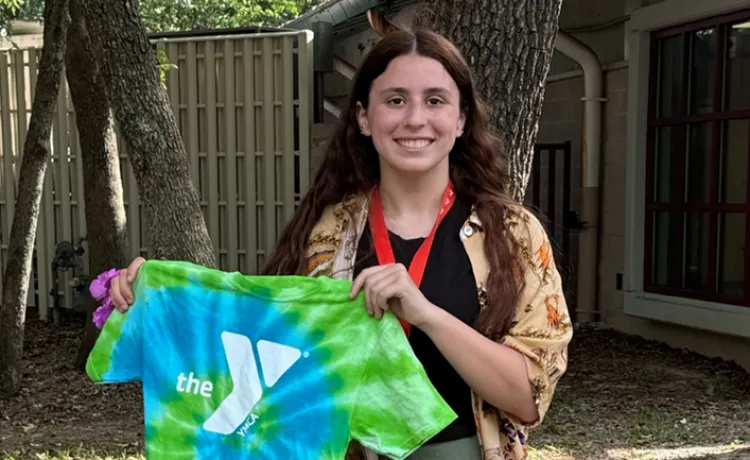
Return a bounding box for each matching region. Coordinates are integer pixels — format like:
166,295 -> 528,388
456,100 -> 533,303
86,260 -> 456,460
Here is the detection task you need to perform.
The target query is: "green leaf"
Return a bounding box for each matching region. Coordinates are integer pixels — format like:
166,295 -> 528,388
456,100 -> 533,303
137,0 -> 328,32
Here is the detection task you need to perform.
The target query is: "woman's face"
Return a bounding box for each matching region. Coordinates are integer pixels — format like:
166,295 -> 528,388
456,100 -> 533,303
357,53 -> 466,176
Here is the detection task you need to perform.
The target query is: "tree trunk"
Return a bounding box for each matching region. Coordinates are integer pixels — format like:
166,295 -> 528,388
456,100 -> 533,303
0,0 -> 70,399
79,0 -> 215,267
414,0 -> 563,201
64,0 -> 131,370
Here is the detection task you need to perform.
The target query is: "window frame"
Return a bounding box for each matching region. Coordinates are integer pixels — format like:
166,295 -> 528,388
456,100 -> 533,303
623,0 -> 750,340
643,8 -> 750,306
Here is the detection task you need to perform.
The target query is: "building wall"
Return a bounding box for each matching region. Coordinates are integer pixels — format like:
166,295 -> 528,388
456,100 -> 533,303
537,0 -> 750,372
537,66 -> 628,320
551,0 -> 630,74
543,75 -> 750,373
597,68 -> 629,327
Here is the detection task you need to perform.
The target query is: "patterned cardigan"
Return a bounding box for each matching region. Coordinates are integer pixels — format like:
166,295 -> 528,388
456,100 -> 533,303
301,191 -> 573,460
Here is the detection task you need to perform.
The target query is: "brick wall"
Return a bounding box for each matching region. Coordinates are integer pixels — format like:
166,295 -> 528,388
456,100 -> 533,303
598,68 -> 629,323
535,66 -> 629,321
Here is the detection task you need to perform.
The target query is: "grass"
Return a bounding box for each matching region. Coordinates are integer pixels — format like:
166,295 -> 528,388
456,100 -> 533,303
1,447 -> 144,460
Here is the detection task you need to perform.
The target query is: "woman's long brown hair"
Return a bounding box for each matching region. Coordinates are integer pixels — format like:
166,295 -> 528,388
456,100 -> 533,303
262,23 -> 524,340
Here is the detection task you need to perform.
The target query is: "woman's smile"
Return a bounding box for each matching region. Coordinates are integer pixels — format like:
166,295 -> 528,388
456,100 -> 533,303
396,137 -> 435,151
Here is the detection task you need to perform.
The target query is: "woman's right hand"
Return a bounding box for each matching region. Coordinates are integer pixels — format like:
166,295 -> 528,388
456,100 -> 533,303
110,257 -> 147,312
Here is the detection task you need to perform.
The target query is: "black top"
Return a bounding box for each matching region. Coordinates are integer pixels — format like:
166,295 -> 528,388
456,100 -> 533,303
353,196 -> 480,444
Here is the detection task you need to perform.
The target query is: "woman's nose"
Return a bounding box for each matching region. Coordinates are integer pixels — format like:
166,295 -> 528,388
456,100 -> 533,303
404,103 -> 427,127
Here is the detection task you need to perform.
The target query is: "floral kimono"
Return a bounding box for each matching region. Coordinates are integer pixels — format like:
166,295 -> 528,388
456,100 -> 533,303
301,192 -> 573,460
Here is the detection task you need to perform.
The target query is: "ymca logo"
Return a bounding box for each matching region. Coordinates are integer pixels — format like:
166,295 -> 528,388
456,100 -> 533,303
176,331 -> 305,436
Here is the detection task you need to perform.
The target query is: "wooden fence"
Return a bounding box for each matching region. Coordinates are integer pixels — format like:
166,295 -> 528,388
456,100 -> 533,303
0,29 -> 314,321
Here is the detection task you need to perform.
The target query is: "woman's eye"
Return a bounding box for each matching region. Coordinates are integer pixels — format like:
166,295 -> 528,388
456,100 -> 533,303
387,97 -> 405,105
427,98 -> 444,105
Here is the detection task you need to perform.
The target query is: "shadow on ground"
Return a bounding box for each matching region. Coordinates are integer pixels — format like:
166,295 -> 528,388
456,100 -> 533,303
531,324 -> 750,460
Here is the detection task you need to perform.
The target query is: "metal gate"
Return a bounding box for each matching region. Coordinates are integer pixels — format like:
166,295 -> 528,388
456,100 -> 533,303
526,141 -> 581,319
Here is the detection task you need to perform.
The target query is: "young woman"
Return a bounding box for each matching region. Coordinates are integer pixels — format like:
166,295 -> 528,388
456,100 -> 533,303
108,22 -> 572,460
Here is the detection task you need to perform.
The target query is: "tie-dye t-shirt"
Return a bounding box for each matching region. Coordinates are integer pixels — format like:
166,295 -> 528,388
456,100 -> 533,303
85,260 -> 456,460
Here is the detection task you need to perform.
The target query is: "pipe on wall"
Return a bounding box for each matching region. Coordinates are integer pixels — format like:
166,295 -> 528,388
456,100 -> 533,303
334,57 -> 357,80
554,31 -> 606,323
323,99 -> 342,118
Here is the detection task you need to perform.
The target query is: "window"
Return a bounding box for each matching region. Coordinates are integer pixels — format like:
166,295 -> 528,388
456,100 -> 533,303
645,10 -> 750,305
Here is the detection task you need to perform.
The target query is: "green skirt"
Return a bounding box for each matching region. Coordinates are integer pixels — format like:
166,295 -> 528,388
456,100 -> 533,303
379,435 -> 482,460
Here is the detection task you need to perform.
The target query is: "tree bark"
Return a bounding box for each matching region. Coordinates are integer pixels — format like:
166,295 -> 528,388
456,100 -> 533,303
0,0 -> 70,399
414,0 -> 563,201
79,0 -> 215,267
64,0 -> 131,370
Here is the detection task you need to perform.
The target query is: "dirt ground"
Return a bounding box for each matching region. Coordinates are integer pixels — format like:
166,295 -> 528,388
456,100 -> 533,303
530,324 -> 750,460
1,310 -> 750,460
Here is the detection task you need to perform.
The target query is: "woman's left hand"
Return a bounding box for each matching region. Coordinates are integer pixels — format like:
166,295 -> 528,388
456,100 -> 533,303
350,263 -> 439,328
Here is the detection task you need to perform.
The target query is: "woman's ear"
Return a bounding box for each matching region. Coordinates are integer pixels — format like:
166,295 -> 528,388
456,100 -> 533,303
356,102 -> 371,136
457,112 -> 466,137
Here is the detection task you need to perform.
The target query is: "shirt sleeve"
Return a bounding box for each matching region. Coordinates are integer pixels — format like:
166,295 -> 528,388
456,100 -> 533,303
349,316 -> 457,460
85,275 -> 147,384
501,208 -> 574,429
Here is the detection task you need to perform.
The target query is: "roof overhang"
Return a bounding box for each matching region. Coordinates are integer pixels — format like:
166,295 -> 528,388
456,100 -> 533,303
286,0 -> 415,39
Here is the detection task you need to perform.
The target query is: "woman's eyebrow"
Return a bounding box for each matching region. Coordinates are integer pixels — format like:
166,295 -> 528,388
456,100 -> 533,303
378,87 -> 452,96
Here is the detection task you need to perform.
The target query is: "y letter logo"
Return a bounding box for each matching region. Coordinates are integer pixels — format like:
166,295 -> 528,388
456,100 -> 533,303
203,331 -> 302,435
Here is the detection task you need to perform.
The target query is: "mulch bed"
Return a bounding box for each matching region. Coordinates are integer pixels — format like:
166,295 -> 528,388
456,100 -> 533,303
0,310 -> 144,457
531,323 -> 750,460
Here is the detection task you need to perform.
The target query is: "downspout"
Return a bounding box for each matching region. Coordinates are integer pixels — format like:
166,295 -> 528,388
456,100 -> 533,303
554,31 -> 605,323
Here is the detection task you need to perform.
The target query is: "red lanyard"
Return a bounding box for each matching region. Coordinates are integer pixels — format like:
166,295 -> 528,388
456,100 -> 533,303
367,181 -> 456,336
